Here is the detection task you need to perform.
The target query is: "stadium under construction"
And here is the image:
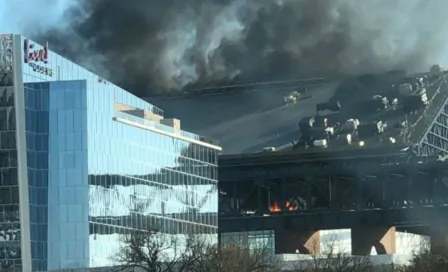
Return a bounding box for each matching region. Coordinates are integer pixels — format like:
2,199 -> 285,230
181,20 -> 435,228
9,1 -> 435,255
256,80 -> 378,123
148,65 -> 448,255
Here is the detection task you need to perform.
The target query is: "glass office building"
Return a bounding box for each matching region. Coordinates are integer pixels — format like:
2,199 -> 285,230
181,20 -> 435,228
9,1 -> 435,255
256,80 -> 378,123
0,34 -> 221,271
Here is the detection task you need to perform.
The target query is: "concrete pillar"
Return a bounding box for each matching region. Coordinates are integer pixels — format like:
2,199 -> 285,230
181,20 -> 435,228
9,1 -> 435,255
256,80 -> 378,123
430,225 -> 448,254
351,226 -> 396,255
275,229 -> 320,254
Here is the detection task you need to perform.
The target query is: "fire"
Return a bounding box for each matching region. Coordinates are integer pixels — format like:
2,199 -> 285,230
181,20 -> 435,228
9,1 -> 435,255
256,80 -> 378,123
286,201 -> 297,211
269,201 -> 281,212
268,200 -> 298,212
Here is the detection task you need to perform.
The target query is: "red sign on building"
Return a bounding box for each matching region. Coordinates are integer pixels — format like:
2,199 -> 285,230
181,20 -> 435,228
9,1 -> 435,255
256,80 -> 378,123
24,39 -> 49,64
23,39 -> 53,76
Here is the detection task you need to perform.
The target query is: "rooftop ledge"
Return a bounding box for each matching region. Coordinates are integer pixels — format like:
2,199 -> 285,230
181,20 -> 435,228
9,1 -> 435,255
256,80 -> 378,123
113,115 -> 222,151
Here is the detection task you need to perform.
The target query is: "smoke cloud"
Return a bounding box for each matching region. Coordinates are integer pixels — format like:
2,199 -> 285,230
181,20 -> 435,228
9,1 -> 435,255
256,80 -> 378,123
6,0 -> 448,95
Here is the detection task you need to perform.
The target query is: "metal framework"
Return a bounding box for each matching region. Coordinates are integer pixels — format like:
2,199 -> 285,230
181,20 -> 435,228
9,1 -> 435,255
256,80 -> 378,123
219,206 -> 448,233
420,102 -> 448,156
217,74 -> 448,232
415,75 -> 448,156
218,156 -> 448,231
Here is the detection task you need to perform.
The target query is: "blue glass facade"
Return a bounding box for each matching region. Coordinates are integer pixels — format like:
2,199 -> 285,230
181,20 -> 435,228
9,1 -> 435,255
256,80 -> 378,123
87,88 -> 219,267
25,81 -> 50,271
25,80 -> 89,270
0,34 -> 220,271
47,80 -> 88,270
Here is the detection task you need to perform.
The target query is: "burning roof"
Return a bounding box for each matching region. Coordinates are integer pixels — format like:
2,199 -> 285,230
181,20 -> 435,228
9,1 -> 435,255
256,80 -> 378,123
148,66 -> 448,156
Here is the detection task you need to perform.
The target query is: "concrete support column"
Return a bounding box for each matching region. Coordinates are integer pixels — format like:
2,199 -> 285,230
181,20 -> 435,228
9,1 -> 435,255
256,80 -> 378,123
351,226 -> 396,255
275,229 -> 320,254
430,224 -> 448,254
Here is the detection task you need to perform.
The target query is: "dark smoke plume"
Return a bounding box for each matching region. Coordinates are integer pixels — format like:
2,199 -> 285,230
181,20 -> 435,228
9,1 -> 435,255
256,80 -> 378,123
23,0 -> 448,95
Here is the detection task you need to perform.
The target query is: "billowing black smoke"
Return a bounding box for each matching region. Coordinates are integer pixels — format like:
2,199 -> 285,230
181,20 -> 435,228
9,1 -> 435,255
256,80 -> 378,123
30,0 -> 448,96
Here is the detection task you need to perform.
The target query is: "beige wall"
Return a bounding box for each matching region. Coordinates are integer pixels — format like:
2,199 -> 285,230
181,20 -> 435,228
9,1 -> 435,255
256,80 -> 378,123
115,102 -> 183,132
114,102 -> 163,122
144,110 -> 163,122
161,118 -> 181,131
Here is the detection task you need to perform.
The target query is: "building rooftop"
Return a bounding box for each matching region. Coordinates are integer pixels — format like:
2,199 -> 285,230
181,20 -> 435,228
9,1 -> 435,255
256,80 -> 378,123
148,68 -> 448,156
147,79 -> 334,154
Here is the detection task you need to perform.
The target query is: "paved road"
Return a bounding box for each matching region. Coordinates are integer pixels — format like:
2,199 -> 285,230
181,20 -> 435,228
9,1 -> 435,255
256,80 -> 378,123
149,83 -> 339,154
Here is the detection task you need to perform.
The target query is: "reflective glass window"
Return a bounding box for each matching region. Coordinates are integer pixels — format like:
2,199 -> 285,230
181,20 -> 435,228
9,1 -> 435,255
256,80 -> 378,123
0,68 -> 20,271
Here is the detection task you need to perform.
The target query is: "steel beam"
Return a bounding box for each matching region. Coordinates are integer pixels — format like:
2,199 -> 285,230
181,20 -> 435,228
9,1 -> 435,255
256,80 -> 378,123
219,206 -> 448,233
219,163 -> 448,216
419,93 -> 448,156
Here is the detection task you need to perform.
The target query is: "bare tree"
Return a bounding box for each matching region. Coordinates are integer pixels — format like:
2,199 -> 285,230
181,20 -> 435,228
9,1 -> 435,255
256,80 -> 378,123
392,232 -> 448,272
115,230 -> 279,272
114,229 -> 187,272
174,235 -> 212,272
195,243 -> 280,272
399,249 -> 448,272
292,233 -> 373,272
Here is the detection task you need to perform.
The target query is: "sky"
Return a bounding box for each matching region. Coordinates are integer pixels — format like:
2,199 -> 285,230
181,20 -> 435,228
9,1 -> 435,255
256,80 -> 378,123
0,0 -> 76,34
2,0 -> 448,96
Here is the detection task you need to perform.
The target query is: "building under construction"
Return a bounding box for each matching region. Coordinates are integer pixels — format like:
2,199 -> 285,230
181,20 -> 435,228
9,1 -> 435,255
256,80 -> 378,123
292,66 -> 448,156
148,65 -> 448,156
147,78 -> 332,154
216,65 -> 448,255
150,65 -> 448,255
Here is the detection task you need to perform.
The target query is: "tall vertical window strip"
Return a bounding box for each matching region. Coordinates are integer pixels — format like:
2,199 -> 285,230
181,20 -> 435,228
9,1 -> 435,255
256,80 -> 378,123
24,82 -> 50,271
0,70 -> 21,271
24,80 -> 89,270
46,80 -> 89,269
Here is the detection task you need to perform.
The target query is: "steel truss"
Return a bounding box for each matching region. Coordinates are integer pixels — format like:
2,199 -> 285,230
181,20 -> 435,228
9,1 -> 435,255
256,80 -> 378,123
420,99 -> 448,156
219,162 -> 448,218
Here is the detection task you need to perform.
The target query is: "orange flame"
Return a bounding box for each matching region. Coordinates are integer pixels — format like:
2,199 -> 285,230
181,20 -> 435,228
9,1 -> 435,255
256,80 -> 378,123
286,201 -> 299,211
269,201 -> 281,212
269,200 -> 299,212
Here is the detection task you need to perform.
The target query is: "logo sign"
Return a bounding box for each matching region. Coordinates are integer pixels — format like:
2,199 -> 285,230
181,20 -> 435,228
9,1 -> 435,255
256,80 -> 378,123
23,39 -> 53,76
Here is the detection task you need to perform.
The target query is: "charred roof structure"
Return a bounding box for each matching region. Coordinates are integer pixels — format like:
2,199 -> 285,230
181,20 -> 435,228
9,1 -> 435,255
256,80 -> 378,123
148,66 -> 448,157
212,66 -> 448,255
292,66 -> 448,157
147,79 -> 336,154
